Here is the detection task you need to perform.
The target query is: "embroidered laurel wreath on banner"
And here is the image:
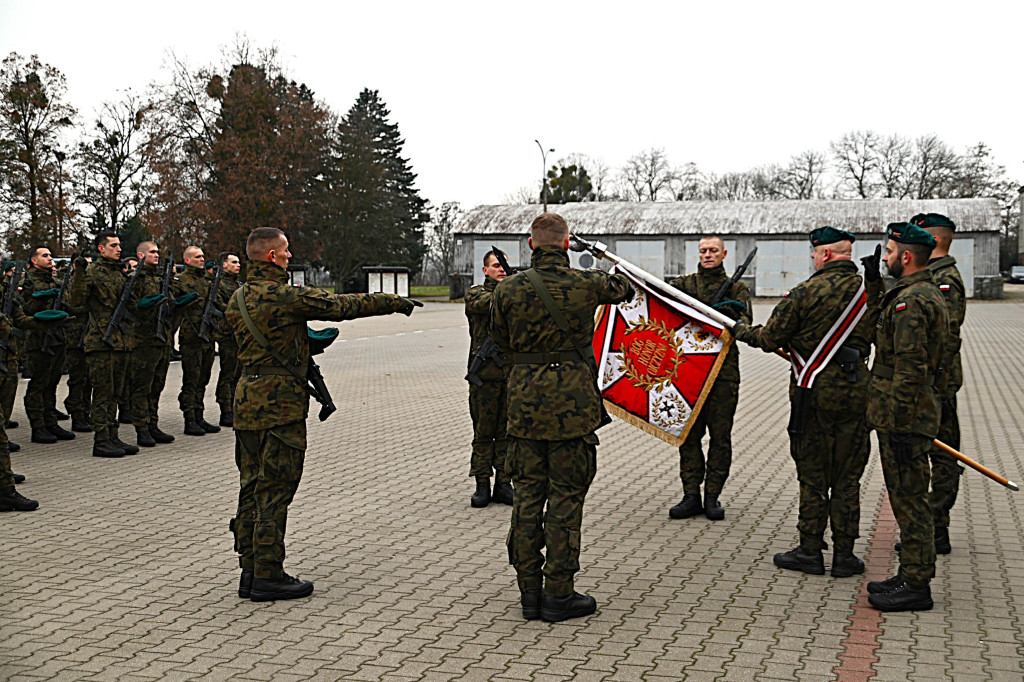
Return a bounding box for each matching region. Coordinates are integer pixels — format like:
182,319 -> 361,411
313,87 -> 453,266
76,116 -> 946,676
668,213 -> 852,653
617,316 -> 686,392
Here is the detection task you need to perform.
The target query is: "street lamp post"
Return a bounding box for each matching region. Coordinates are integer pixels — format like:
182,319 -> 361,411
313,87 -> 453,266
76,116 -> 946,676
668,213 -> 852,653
535,139 -> 554,211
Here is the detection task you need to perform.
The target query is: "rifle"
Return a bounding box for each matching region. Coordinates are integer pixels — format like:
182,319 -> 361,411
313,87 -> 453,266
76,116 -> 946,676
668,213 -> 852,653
710,247 -> 757,306
490,245 -> 520,278
197,261 -> 223,343
306,360 -> 336,422
0,261 -> 27,373
40,254 -> 77,355
154,254 -> 175,343
465,337 -> 506,387
102,261 -> 143,348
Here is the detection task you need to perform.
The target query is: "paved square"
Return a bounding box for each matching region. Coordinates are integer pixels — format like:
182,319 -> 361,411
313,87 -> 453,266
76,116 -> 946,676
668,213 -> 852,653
2,291 -> 1023,681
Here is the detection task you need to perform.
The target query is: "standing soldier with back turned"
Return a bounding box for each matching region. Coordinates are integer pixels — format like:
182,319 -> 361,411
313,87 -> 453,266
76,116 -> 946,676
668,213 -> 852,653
464,250 -> 513,508
667,235 -> 751,521
490,213 -> 633,622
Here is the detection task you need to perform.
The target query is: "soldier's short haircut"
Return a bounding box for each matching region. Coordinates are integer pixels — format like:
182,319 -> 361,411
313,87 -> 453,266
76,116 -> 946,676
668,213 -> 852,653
183,245 -> 203,260
924,225 -> 954,251
828,240 -> 853,257
94,232 -> 119,249
530,213 -> 569,247
699,235 -> 725,248
220,251 -> 239,265
29,246 -> 49,262
246,227 -> 286,260
483,250 -> 497,267
898,242 -> 932,267
137,240 -> 157,257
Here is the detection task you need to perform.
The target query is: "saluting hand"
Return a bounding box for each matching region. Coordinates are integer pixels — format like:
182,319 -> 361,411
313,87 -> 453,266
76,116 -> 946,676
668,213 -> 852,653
860,245 -> 882,283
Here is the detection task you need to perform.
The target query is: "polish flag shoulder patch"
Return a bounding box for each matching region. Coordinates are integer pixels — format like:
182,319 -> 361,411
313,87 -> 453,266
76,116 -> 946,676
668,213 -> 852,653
895,302 -> 907,312
939,284 -> 951,292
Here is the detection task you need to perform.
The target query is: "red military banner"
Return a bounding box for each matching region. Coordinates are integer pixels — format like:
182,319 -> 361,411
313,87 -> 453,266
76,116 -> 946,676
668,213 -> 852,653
592,265 -> 734,446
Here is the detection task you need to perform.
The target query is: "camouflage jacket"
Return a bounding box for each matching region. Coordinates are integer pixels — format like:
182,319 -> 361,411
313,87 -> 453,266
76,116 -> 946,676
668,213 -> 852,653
21,266 -> 65,351
490,246 -> 633,440
69,256 -> 133,353
225,260 -> 410,431
928,256 -> 966,397
174,266 -> 213,345
867,269 -> 948,436
668,264 -> 751,383
0,278 -> 40,364
214,271 -> 240,344
131,264 -> 171,348
734,260 -> 882,390
464,276 -> 510,382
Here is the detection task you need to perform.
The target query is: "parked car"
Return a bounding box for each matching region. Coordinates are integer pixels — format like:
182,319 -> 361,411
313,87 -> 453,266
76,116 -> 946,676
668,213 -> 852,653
1008,266 -> 1024,284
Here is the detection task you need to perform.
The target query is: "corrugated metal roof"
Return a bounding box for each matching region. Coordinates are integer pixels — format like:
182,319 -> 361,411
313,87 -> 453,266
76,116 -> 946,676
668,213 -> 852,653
454,199 -> 1002,236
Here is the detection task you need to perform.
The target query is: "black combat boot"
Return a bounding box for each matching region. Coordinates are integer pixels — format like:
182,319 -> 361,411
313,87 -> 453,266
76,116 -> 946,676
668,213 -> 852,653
0,486 -> 39,512
868,581 -> 933,612
219,410 -> 234,428
704,493 -> 725,521
136,427 -> 157,448
150,426 -> 175,444
470,477 -> 491,508
541,591 -> 597,622
867,575 -> 903,594
669,493 -> 703,519
55,410 -> 69,421
112,435 -> 140,456
92,440 -> 126,458
492,479 -> 514,506
249,573 -> 314,602
8,441 -> 20,452
521,590 -> 542,620
14,473 -> 25,484
773,546 -> 825,575
71,416 -> 93,433
831,551 -> 865,578
184,413 -> 205,436
238,570 -> 254,598
196,411 -> 221,433
31,426 -> 58,444
47,424 -> 76,440
6,419 -> 18,429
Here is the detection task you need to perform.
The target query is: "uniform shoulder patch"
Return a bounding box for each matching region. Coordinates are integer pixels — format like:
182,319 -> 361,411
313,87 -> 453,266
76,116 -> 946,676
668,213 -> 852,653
939,284 -> 950,292
895,302 -> 907,312
783,291 -> 790,298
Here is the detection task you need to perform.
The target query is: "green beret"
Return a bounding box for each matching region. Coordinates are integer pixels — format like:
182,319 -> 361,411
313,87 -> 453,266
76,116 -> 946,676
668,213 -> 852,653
308,326 -> 339,356
910,213 -> 956,231
809,225 -> 856,246
138,293 -> 167,309
33,309 -> 70,323
887,222 -> 937,248
31,288 -> 60,298
173,292 -> 200,307
2,261 -> 14,271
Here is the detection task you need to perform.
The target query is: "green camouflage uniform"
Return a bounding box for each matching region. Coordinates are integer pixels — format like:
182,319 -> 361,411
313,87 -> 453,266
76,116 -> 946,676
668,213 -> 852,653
214,271 -> 241,416
0,277 -> 24,427
667,265 -> 751,497
927,256 -> 966,530
130,263 -> 174,431
174,266 -> 216,421
69,257 -> 134,444
62,275 -> 91,423
464,276 -> 511,483
867,268 -> 947,587
0,294 -> 40,488
490,246 -> 632,597
21,266 -> 68,430
734,260 -> 882,552
226,260 -> 410,580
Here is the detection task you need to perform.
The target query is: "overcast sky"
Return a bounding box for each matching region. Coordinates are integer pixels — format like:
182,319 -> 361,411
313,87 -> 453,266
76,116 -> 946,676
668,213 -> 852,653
2,1 -> 1021,209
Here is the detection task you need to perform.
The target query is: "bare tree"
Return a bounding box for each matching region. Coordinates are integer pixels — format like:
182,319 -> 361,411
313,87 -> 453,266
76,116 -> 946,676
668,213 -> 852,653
876,134 -> 913,199
420,201 -> 461,284
911,134 -> 958,199
671,161 -> 703,200
778,151 -> 827,199
501,185 -> 535,204
621,147 -> 676,201
831,130 -> 880,198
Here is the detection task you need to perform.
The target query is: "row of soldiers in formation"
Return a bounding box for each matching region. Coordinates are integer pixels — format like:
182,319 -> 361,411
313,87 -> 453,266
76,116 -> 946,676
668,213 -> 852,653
0,235 -> 246,513
464,211 -> 963,619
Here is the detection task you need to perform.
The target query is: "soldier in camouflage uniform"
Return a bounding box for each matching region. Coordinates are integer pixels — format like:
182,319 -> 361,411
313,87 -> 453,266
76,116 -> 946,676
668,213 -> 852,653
68,233 -> 141,458
0,264 -> 25,449
21,247 -> 77,445
226,227 -> 421,602
214,252 -> 242,428
667,235 -> 751,521
174,246 -> 220,436
464,251 -> 512,508
128,242 -> 177,448
63,256 -> 93,432
490,213 -> 633,622
733,227 -> 882,577
117,256 -> 139,425
865,223 -> 948,612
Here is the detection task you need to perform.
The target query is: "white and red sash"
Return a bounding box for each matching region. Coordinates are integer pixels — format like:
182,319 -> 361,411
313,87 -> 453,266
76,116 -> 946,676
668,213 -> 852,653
790,282 -> 867,390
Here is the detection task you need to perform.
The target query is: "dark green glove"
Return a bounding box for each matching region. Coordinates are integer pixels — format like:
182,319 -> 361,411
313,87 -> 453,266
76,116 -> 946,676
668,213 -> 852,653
31,288 -> 60,298
397,297 -> 423,316
138,293 -> 167,309
889,431 -> 913,462
861,245 -> 882,283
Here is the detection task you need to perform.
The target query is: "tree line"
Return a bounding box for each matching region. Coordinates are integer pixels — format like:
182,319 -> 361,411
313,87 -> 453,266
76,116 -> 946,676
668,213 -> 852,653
0,44 -> 426,286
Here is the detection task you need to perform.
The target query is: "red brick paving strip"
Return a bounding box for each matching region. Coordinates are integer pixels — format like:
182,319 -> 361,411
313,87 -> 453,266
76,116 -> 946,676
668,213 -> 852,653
833,490 -> 898,681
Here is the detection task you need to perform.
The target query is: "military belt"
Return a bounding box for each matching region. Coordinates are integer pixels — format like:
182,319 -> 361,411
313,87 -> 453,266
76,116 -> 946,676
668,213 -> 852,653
243,365 -> 294,377
512,351 -> 580,365
871,363 -> 935,385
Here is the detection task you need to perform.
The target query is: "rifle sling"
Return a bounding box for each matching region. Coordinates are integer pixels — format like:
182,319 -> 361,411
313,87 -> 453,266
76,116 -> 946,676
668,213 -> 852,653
232,287 -> 312,393
523,268 -> 593,372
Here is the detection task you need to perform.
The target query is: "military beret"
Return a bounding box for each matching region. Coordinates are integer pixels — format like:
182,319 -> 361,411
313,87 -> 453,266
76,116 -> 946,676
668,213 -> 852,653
809,225 -> 856,246
308,326 -> 339,356
2,261 -> 14,271
910,213 -> 956,231
887,222 -> 937,248
33,309 -> 70,323
173,292 -> 200,307
138,293 -> 167,309
31,288 -> 60,298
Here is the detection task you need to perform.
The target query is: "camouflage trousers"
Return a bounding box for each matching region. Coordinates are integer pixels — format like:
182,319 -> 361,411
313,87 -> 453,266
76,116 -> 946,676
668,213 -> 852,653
178,342 -> 214,416
231,421 -> 306,579
468,377 -> 509,482
86,350 -> 128,443
131,344 -> 170,430
0,356 -> 19,424
24,345 -> 66,428
506,433 -> 598,597
878,431 -> 935,586
790,401 -> 871,552
64,346 -> 91,421
929,395 -> 963,529
215,339 -> 240,413
679,379 -> 738,496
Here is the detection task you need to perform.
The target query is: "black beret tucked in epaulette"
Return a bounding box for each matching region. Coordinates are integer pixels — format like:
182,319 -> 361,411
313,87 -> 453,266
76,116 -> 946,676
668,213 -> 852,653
809,225 -> 856,246
887,222 -> 937,248
910,213 -> 956,231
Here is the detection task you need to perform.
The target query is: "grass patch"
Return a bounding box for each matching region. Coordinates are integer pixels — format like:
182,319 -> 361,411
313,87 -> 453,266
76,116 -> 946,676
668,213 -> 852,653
410,285 -> 449,297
